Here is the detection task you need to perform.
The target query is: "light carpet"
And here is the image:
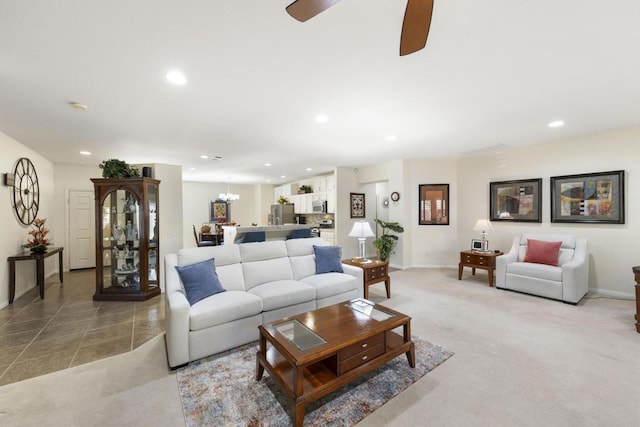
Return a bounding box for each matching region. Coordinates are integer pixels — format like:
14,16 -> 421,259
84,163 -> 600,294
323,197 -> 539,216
176,337 -> 453,426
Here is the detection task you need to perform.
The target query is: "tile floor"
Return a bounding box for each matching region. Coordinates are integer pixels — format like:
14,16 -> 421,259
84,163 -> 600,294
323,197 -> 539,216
0,269 -> 164,386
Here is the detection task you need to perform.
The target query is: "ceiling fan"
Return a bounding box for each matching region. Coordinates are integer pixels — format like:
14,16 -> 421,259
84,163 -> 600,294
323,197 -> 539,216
286,0 -> 434,56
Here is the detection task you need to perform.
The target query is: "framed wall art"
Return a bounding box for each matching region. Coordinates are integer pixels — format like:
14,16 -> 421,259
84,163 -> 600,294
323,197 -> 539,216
550,170 -> 625,224
210,200 -> 229,223
489,178 -> 542,222
350,193 -> 365,218
419,184 -> 449,225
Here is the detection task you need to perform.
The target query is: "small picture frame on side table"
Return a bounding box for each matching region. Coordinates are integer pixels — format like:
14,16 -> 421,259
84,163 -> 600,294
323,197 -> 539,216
471,239 -> 484,251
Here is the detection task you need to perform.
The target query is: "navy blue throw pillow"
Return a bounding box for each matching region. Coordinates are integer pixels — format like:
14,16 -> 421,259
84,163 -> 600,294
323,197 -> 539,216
313,245 -> 344,274
175,258 -> 225,305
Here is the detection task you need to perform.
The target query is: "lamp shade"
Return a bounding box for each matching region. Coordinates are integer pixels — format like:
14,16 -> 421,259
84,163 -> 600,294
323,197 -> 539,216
473,219 -> 494,232
348,221 -> 375,238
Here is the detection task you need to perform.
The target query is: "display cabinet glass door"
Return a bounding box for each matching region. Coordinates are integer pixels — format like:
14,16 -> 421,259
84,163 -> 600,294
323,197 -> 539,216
103,189 -> 142,292
147,182 -> 159,289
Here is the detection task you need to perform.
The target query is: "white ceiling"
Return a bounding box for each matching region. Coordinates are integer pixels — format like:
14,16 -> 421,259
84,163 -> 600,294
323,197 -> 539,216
1,0 -> 639,185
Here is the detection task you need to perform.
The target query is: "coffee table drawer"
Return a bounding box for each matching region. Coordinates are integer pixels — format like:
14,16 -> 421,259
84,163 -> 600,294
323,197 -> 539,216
339,343 -> 385,374
339,332 -> 384,360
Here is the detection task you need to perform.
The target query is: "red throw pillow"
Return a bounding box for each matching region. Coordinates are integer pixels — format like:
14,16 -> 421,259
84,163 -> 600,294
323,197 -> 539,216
523,239 -> 562,266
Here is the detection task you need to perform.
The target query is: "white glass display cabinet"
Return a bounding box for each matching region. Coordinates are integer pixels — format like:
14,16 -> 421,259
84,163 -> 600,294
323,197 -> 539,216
91,178 -> 160,301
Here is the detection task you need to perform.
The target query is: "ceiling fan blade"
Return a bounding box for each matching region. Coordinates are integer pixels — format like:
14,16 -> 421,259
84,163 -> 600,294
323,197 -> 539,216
400,0 -> 434,56
286,0 -> 342,22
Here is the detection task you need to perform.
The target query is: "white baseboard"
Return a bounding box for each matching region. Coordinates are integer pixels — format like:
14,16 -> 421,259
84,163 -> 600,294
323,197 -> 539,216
588,288 -> 635,300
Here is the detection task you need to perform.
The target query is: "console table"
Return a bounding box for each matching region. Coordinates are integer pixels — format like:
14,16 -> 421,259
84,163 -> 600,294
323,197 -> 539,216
458,250 -> 503,287
633,266 -> 639,333
7,247 -> 63,303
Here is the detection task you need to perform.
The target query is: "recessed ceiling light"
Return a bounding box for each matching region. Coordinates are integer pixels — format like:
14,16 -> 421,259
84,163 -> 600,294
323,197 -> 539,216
385,135 -> 397,141
280,175 -> 286,179
548,120 -> 565,128
267,179 -> 271,183
200,155 -> 209,159
189,167 -> 196,170
165,71 -> 187,85
79,151 -> 91,156
265,163 -> 272,167
315,114 -> 329,123
306,167 -> 312,171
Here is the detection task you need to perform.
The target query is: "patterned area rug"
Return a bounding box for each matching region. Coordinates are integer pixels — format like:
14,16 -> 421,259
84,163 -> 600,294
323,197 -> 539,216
176,337 -> 453,426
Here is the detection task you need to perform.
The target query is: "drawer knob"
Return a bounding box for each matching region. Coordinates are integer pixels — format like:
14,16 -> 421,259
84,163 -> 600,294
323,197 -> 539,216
361,343 -> 368,348
362,356 -> 368,361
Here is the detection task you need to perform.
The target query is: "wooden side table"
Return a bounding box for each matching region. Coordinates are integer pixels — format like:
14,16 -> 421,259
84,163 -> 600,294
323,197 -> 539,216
633,266 -> 640,333
343,259 -> 390,299
7,247 -> 64,303
458,250 -> 503,287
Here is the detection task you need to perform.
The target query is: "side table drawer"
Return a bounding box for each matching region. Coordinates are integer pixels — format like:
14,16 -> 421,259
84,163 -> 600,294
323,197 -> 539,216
338,343 -> 384,374
462,253 -> 490,266
365,266 -> 387,281
339,332 -> 384,360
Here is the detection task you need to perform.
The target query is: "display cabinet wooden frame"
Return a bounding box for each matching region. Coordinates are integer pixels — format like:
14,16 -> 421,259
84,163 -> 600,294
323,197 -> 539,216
91,177 -> 161,301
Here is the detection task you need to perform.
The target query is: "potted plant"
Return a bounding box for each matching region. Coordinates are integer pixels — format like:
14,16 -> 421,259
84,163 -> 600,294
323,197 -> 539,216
372,219 -> 404,261
277,195 -> 289,204
22,217 -> 51,253
99,159 -> 140,178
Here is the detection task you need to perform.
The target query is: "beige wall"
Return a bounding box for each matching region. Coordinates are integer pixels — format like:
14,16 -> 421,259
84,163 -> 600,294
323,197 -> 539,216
457,126 -> 640,297
0,132 -> 56,308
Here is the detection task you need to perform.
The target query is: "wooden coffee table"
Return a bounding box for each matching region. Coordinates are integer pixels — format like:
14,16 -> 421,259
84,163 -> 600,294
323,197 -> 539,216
256,299 -> 415,427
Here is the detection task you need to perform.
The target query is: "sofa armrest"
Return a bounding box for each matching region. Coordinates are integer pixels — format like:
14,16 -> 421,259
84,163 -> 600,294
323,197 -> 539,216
341,263 -> 364,299
561,239 -> 589,303
496,236 -> 521,288
164,253 -> 191,368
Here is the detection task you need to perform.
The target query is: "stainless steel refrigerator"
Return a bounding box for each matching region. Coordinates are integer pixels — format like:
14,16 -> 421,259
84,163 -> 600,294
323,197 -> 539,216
270,204 -> 295,225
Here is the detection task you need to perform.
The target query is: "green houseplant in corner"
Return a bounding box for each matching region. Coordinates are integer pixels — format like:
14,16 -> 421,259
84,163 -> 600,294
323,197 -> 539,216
372,219 -> 404,262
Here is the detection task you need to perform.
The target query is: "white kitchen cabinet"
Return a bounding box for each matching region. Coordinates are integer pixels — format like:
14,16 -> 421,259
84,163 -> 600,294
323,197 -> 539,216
326,190 -> 336,214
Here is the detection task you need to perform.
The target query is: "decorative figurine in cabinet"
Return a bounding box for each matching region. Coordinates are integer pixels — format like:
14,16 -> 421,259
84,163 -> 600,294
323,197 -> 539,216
91,178 -> 161,301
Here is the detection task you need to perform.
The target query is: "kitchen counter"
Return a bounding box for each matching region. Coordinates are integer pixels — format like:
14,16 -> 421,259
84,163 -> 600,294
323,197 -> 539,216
222,225 -> 313,244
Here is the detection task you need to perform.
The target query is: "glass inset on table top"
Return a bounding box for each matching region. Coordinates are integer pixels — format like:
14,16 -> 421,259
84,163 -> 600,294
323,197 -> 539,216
346,298 -> 396,321
275,320 -> 326,351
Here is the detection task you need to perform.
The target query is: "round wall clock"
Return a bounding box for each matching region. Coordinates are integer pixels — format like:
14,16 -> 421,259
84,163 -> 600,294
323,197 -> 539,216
12,157 -> 40,225
390,191 -> 400,202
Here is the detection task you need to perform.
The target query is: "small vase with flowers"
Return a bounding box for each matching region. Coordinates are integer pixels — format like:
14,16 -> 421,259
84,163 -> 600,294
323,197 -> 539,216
22,218 -> 51,253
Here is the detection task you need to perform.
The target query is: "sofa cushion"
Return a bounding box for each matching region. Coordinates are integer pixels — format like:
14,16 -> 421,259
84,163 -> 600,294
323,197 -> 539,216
190,290 -> 263,331
290,254 -> 316,280
300,272 -> 357,299
174,258 -> 226,305
314,245 -> 344,274
524,239 -> 562,266
248,280 -> 316,311
286,237 -> 327,257
239,240 -> 288,262
242,257 -> 294,291
178,245 -> 241,267
507,262 -> 562,282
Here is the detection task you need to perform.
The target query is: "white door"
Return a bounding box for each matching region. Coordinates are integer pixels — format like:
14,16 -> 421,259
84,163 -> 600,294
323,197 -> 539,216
69,190 -> 95,270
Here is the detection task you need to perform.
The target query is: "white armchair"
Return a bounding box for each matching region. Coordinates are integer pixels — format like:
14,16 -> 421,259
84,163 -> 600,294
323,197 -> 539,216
496,233 -> 588,304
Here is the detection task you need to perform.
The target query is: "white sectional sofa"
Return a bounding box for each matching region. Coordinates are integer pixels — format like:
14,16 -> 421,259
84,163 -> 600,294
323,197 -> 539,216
496,233 -> 589,304
164,237 -> 363,368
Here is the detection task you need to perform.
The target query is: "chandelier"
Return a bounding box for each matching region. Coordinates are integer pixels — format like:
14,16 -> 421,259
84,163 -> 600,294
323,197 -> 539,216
218,193 -> 239,203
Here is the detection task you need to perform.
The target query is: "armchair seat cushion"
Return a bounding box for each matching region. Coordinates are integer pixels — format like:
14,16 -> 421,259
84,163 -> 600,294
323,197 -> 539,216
508,262 -> 562,282
190,290 -> 262,331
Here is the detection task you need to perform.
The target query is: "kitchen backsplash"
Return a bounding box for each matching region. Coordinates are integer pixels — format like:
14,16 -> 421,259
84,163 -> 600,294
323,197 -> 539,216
299,213 -> 334,227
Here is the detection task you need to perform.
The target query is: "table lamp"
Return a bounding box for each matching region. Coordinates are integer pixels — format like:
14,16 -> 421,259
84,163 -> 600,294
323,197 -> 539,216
348,220 -> 375,262
473,219 -> 494,252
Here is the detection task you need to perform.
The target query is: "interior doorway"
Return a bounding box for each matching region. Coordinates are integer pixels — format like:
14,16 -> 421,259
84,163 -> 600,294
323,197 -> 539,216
68,189 -> 96,270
